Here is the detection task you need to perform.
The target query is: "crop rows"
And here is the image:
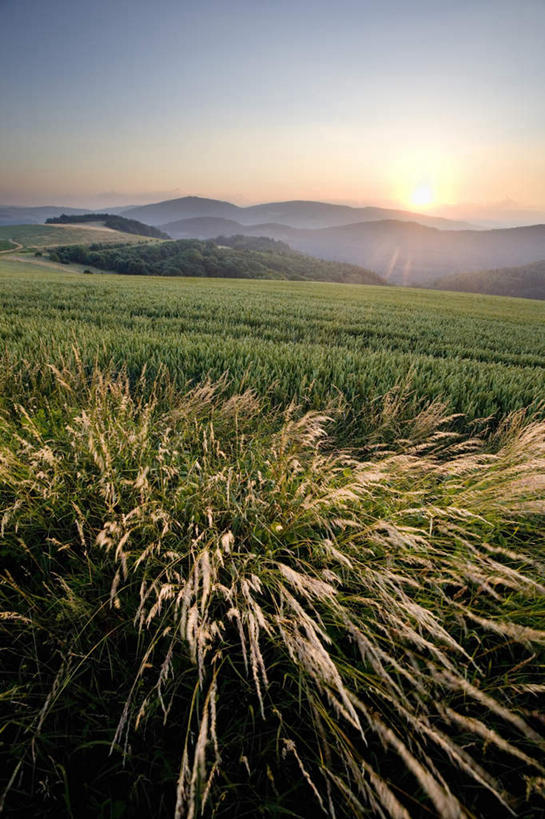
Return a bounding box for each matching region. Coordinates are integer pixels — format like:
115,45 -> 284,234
1,261 -> 544,437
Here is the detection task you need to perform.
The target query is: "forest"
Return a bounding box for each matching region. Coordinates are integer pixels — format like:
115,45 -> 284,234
47,236 -> 384,284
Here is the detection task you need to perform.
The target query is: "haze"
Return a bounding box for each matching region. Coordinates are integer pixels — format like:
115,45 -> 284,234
1,0 -> 544,223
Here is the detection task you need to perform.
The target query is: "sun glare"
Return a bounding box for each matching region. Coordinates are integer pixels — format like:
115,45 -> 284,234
410,185 -> 434,209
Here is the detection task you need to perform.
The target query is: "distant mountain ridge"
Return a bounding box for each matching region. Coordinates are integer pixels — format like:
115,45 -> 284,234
0,197 -> 473,231
121,195 -> 474,231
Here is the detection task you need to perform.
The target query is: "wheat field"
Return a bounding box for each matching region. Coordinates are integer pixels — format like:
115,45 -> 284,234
1,260 -> 545,817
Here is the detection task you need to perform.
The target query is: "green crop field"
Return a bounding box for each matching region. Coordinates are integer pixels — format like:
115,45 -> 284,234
2,255 -> 545,819
0,223 -> 158,249
1,257 -> 544,433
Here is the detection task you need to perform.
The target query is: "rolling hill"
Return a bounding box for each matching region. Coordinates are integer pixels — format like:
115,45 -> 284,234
45,213 -> 169,239
123,195 -> 473,230
160,217 -> 545,286
0,223 -> 160,249
432,259 -> 545,300
46,236 -> 385,285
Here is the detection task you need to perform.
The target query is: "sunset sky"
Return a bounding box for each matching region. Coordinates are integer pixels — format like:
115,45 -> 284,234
1,0 -> 544,219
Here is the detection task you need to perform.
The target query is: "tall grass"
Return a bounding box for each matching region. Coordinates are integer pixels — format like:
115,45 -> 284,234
1,359 -> 545,817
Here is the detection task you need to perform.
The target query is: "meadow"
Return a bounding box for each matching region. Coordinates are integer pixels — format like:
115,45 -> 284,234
0,224 -> 158,249
1,258 -> 545,432
1,257 -> 545,818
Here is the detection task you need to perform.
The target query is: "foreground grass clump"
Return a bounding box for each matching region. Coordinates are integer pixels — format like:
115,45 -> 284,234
1,362 -> 545,817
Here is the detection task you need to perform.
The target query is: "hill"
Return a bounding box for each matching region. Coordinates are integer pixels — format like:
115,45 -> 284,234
240,199 -> 473,230
123,195 -> 473,230
46,236 -> 385,285
160,217 -> 545,286
432,259 -> 545,300
0,223 -> 160,250
45,212 -> 169,239
160,215 -> 249,238
121,196 -> 240,226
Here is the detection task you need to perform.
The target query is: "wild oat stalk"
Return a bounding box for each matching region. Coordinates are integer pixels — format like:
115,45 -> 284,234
1,362 -> 545,817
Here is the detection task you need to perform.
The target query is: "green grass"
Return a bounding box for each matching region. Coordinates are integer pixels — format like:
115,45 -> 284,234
1,359 -> 545,818
1,257 -> 545,818
1,258 -> 544,441
0,239 -> 16,251
0,224 -> 158,249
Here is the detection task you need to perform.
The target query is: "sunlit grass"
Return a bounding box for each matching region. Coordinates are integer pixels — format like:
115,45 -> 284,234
1,358 -> 545,817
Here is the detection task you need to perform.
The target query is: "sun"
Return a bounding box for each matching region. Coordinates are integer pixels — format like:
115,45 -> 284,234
410,185 -> 435,209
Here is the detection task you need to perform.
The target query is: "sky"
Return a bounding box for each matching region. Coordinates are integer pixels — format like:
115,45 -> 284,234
1,0 -> 544,220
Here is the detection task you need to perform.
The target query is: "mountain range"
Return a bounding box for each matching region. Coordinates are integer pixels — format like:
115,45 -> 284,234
0,197 -> 473,231
122,196 -> 473,231
159,215 -> 545,286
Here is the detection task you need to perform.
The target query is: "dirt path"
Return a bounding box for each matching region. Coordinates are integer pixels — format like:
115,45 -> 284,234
0,240 -> 23,254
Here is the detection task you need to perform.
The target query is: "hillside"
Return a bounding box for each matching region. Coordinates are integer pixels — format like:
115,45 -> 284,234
123,194 -> 473,230
47,236 -> 385,285
240,199 -> 473,229
0,223 -> 160,249
161,215 -> 256,238
433,259 -> 545,300
160,217 -> 545,286
45,212 -> 169,239
121,196 -> 240,226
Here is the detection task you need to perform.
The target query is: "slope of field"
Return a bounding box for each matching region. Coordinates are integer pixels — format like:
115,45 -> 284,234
47,237 -> 385,285
1,257 -> 545,819
46,212 -> 170,239
433,259 -> 545,300
0,223 -> 159,249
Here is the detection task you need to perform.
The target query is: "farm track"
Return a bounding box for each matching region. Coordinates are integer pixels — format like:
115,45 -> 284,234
0,240 -> 23,254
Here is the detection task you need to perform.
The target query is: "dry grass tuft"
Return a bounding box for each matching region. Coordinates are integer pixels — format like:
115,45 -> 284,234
1,361 -> 545,817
